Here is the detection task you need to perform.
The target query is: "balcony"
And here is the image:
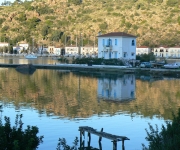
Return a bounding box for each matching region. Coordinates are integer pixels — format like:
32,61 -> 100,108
103,45 -> 112,51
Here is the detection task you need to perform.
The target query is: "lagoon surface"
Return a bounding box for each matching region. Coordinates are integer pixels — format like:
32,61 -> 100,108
0,57 -> 179,150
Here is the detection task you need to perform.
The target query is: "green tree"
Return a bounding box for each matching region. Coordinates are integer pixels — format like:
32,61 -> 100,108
68,0 -> 82,5
177,16 -> 180,25
136,52 -> 155,62
0,114 -> 44,150
142,108 -> 180,150
41,25 -> 50,39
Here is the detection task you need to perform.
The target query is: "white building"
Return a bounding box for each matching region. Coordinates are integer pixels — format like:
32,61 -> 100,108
13,46 -> 24,54
48,46 -> 55,54
54,47 -> 61,55
65,46 -> 79,56
97,74 -> 135,101
167,46 -> 180,58
80,46 -> 98,57
152,46 -> 169,58
136,46 -> 151,55
18,42 -> 29,50
97,32 -> 137,59
0,42 -> 9,47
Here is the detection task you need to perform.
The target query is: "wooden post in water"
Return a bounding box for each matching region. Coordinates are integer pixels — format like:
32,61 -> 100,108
122,139 -> 125,150
80,130 -> 85,149
112,140 -> 117,150
88,132 -> 91,148
98,128 -> 103,142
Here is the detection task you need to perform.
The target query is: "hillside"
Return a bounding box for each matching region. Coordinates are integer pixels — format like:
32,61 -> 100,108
0,0 -> 180,48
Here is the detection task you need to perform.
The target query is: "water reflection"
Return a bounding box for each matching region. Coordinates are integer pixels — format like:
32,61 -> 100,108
15,64 -> 36,75
0,68 -> 179,120
0,69 -> 180,149
97,74 -> 135,102
0,56 -> 58,64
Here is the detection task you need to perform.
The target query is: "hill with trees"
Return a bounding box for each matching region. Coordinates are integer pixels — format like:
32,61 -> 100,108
0,0 -> 180,48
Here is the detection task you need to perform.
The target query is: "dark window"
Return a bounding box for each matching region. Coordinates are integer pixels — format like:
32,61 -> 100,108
132,40 -> 135,46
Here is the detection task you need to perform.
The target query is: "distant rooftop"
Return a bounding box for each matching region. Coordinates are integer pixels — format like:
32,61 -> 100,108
97,32 -> 136,38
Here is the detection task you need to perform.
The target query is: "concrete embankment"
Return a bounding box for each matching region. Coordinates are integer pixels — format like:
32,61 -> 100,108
0,63 -> 180,77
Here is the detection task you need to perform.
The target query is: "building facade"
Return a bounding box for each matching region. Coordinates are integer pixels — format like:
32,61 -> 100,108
65,46 -> 79,56
136,46 -> 151,55
152,46 -> 180,58
0,42 -> 9,47
97,32 -> 136,59
18,42 -> 29,50
80,46 -> 98,57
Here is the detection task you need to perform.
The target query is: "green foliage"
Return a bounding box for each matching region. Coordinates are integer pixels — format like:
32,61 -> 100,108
166,0 -> 180,7
99,22 -> 108,30
17,13 -> 27,22
26,17 -> 41,29
177,16 -> 180,25
50,31 -> 64,42
142,108 -> 180,150
0,114 -> 43,150
125,22 -> 132,28
0,18 -> 5,26
56,137 -> 78,150
41,25 -> 50,38
68,0 -> 82,5
23,1 -> 34,11
136,52 -> 155,62
72,58 -> 124,66
37,6 -> 54,15
1,25 -> 9,32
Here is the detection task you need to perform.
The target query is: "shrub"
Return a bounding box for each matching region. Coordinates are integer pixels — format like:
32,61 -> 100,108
142,108 -> 180,150
0,114 -> 44,150
56,137 -> 78,150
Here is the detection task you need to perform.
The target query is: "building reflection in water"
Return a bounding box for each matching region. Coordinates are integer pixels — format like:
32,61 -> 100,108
97,74 -> 135,102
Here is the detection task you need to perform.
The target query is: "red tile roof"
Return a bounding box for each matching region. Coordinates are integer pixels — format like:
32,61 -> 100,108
137,46 -> 149,48
97,32 -> 136,38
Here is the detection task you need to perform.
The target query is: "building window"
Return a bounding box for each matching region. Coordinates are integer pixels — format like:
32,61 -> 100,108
131,53 -> 134,56
103,39 -> 105,46
115,39 -> 117,45
123,52 -> 127,57
132,40 -> 135,46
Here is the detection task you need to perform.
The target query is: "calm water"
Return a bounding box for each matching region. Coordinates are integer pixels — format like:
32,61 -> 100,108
0,57 -> 179,150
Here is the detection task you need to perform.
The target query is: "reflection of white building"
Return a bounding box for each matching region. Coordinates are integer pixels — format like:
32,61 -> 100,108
97,74 -> 135,101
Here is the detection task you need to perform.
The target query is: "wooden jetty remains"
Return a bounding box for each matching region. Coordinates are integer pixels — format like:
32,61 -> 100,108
79,126 -> 130,150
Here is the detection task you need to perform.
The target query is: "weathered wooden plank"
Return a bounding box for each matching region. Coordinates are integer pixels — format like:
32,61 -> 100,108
79,126 -> 130,141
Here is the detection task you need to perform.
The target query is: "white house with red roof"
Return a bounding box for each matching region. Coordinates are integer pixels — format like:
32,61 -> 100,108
97,32 -> 137,59
136,46 -> 151,55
